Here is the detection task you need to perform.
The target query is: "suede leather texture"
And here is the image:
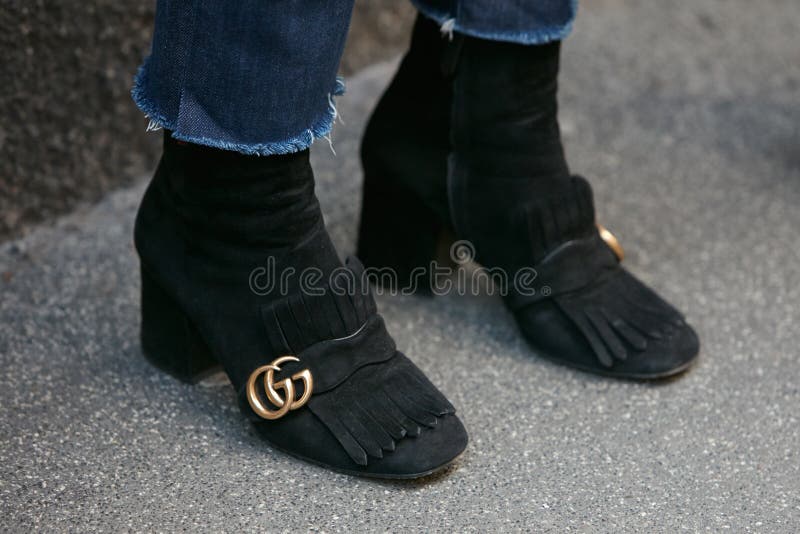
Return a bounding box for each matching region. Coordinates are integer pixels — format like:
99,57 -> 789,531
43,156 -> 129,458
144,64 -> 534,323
356,16 -> 454,290
358,16 -> 699,378
134,134 -> 467,477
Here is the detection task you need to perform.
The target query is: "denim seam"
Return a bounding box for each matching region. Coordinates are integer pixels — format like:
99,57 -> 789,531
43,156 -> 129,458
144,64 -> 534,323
131,60 -> 346,156
173,0 -> 202,137
411,0 -> 577,45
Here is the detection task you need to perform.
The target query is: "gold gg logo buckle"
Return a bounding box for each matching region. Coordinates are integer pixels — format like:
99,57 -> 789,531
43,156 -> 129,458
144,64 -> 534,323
597,223 -> 625,262
246,356 -> 313,420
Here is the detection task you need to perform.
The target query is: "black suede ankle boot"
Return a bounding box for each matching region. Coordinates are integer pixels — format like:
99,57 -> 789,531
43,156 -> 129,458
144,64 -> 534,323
134,133 -> 467,478
358,16 -> 699,379
357,15 -> 453,291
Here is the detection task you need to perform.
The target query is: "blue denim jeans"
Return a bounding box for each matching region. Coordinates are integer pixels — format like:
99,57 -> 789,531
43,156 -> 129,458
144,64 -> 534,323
133,0 -> 577,156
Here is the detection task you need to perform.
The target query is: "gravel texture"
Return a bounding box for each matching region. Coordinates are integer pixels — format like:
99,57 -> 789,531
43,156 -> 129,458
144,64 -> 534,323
1,0 -> 799,531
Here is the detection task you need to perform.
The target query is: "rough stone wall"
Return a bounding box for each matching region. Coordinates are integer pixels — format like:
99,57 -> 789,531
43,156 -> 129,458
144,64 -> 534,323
0,1 -> 414,240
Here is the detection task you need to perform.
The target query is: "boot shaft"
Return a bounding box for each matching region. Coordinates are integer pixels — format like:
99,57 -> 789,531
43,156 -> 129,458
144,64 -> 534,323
134,133 -> 340,291
449,37 -> 568,181
156,133 -> 324,250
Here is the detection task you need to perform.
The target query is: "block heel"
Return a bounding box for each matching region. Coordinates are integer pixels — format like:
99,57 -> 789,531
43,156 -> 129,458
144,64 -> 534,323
139,266 -> 220,383
356,167 -> 453,295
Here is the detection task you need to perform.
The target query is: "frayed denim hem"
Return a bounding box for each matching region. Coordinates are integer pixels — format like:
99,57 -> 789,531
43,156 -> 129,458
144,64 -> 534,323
411,0 -> 577,45
131,57 -> 346,156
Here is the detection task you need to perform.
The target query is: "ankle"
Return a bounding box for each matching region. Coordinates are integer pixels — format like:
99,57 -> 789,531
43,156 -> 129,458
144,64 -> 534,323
161,134 -> 323,246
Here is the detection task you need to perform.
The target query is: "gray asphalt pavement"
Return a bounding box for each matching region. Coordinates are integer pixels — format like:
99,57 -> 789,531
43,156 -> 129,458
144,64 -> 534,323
1,0 -> 799,531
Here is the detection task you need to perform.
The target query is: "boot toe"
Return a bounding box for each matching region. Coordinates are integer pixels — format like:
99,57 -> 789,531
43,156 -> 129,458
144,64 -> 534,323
255,410 -> 467,479
615,319 -> 699,378
252,343 -> 467,479
517,267 -> 700,379
363,413 -> 469,478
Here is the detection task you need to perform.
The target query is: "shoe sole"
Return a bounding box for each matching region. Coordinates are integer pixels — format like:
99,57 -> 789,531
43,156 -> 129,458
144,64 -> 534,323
264,438 -> 466,480
522,332 -> 700,381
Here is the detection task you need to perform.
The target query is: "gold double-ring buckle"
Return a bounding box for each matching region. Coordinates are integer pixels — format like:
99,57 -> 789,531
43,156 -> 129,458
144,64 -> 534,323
245,356 -> 313,420
596,223 -> 624,262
